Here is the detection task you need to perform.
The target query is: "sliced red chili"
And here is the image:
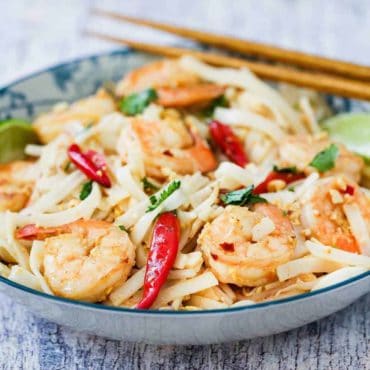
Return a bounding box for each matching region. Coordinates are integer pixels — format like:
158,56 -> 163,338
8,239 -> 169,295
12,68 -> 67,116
253,171 -> 305,194
343,185 -> 355,196
136,212 -> 180,309
67,144 -> 111,188
209,120 -> 248,167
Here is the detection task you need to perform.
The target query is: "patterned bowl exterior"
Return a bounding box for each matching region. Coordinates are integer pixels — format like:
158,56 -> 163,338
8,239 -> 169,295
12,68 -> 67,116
0,49 -> 369,344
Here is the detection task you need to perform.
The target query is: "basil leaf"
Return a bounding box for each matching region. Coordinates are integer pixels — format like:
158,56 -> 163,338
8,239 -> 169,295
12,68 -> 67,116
273,165 -> 298,174
309,144 -> 339,172
120,88 -> 158,116
142,177 -> 159,193
220,185 -> 267,206
146,180 -> 181,212
79,180 -> 93,200
203,95 -> 228,117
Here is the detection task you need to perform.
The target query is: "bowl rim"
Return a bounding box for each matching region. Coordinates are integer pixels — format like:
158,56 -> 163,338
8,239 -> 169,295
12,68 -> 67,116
0,48 -> 369,316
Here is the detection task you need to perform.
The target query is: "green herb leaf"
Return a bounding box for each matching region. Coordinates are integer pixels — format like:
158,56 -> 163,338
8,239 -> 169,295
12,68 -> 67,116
309,144 -> 339,172
220,185 -> 267,206
273,165 -> 298,174
118,225 -> 128,232
142,177 -> 159,193
287,186 -> 295,192
146,180 -> 181,212
79,180 -> 93,201
120,88 -> 158,116
203,95 -> 229,117
64,161 -> 71,172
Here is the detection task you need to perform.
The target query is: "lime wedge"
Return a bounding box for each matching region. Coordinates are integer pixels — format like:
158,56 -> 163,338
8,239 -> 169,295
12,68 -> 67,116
322,113 -> 370,161
0,119 -> 39,163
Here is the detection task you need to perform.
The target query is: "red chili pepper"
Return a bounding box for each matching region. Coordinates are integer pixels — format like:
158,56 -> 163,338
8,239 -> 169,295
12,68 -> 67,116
343,185 -> 355,196
136,212 -> 180,309
67,144 -> 111,188
253,171 -> 305,194
209,120 -> 248,167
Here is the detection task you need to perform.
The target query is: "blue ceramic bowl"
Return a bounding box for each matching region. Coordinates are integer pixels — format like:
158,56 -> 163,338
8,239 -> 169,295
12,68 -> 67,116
0,49 -> 369,344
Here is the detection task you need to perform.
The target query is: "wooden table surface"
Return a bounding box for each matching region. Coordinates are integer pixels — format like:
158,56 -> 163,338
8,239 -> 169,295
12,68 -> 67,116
1,1 -> 369,368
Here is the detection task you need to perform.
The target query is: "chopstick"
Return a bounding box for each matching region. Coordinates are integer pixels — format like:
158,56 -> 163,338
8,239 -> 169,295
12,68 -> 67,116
92,8 -> 370,81
85,31 -> 370,101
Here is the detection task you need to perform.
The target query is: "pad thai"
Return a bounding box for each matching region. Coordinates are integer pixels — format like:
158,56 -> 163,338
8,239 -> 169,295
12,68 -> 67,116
0,56 -> 369,310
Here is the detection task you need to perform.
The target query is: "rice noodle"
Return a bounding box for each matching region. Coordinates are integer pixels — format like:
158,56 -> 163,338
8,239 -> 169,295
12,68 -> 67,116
131,187 -> 187,245
25,144 -> 43,157
8,266 -> 41,291
153,271 -> 218,308
214,107 -> 285,142
311,266 -> 368,291
0,262 -> 10,277
188,295 -> 228,309
17,182 -> 101,227
29,241 -> 53,294
24,171 -> 85,213
299,96 -> 320,134
116,166 -> 146,201
109,267 -> 145,306
277,256 -> 343,281
4,212 -> 30,269
179,55 -> 303,131
306,240 -> 370,268
343,203 -> 370,256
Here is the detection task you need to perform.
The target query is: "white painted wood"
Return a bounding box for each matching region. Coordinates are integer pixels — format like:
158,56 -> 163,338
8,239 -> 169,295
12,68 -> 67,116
0,0 -> 369,368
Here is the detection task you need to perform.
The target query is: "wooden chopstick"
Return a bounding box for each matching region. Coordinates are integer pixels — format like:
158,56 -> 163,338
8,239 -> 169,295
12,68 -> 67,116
91,8 -> 370,81
85,30 -> 370,101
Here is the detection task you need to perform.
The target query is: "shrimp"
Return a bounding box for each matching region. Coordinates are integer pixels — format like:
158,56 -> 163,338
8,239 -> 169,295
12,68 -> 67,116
0,161 -> 35,211
199,203 -> 296,286
16,220 -> 136,302
122,117 -> 217,179
33,89 -> 116,143
278,134 -> 364,182
300,176 -> 370,254
116,59 -> 225,108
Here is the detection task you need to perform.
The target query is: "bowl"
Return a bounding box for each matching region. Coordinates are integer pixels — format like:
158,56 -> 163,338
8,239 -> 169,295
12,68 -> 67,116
0,49 -> 369,345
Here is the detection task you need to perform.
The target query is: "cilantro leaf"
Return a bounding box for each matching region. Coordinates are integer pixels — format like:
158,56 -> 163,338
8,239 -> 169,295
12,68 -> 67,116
273,165 -> 298,174
64,161 -> 71,172
118,225 -> 128,232
120,88 -> 158,116
309,144 -> 339,172
142,177 -> 159,193
146,180 -> 181,212
220,185 -> 267,206
79,180 -> 93,200
203,95 -> 228,117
